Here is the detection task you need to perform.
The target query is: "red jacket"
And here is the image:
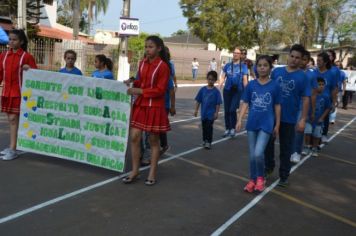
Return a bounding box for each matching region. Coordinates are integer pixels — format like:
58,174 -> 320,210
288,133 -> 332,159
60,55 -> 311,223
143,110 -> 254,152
0,48 -> 37,97
133,57 -> 170,107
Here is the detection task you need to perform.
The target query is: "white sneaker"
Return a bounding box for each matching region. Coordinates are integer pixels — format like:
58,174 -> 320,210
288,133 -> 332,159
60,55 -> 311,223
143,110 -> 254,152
222,130 -> 230,138
311,148 -> 319,157
229,129 -> 236,137
2,149 -> 18,161
291,152 -> 301,163
0,148 -> 11,155
321,135 -> 329,143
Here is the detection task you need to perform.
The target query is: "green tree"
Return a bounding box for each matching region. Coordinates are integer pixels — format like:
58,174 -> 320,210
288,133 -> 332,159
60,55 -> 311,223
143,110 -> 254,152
180,0 -> 258,50
171,29 -> 188,37
128,32 -> 149,61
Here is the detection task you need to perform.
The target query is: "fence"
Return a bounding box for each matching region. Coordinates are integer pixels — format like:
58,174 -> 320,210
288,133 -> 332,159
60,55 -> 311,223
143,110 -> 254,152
0,39 -> 129,79
0,39 -> 229,80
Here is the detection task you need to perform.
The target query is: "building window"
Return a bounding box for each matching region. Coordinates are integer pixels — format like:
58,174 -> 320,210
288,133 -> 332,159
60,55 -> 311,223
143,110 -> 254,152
43,0 -> 53,5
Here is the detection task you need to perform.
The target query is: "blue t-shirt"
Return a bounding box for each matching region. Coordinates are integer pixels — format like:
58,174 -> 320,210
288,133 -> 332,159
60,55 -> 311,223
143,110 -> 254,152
169,61 -> 176,81
223,62 -> 248,90
59,67 -> 83,75
165,79 -> 174,109
313,69 -> 337,99
0,26 -> 9,44
242,79 -> 281,134
271,67 -> 310,124
92,69 -> 114,80
195,86 -> 222,120
298,68 -> 318,109
338,70 -> 346,92
309,93 -> 331,126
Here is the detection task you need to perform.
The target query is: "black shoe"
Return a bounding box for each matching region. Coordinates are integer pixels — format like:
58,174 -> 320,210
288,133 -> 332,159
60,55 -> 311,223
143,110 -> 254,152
278,179 -> 289,187
122,174 -> 140,184
265,169 -> 273,179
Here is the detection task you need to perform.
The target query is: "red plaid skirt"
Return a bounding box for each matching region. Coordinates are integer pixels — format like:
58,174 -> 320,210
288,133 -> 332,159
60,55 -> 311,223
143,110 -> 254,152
130,105 -> 170,134
1,96 -> 21,114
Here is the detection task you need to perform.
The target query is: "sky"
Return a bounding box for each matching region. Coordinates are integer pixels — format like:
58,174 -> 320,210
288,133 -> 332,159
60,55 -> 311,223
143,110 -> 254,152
92,0 -> 188,37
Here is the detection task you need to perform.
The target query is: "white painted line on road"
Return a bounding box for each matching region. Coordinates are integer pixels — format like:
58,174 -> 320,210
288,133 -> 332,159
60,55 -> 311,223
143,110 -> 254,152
0,131 -> 247,224
211,116 -> 356,236
171,112 -> 224,124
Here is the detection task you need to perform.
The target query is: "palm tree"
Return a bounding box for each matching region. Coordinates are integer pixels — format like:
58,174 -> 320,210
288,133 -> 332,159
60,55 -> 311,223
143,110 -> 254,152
83,0 -> 109,34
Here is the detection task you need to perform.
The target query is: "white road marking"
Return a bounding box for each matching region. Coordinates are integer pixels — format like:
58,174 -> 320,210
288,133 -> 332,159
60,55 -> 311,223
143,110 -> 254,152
0,131 -> 246,224
211,116 -> 356,236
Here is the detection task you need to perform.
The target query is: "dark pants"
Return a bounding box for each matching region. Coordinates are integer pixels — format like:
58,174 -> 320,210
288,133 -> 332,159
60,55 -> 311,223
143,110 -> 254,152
159,109 -> 170,148
322,111 -> 330,136
202,119 -> 214,143
343,91 -> 351,108
223,89 -> 242,130
264,122 -> 295,181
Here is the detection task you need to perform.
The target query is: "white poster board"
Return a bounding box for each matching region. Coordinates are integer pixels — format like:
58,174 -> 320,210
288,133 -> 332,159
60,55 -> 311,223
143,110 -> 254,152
17,70 -> 131,172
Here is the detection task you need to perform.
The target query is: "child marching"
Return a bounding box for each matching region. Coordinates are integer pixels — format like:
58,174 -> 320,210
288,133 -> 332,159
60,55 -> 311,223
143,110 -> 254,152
0,29 -> 37,161
194,71 -> 222,149
237,55 -> 281,192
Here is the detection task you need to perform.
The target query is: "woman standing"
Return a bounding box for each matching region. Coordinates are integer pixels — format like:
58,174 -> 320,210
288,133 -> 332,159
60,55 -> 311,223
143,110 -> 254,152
220,47 -> 248,138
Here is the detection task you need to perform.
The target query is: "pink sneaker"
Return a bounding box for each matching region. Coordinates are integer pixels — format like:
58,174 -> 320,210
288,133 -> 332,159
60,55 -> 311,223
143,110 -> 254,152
244,180 -> 255,193
254,177 -> 265,192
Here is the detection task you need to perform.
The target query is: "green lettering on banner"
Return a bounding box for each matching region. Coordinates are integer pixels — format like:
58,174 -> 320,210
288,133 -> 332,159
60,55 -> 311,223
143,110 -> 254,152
17,138 -> 85,161
40,127 -> 85,144
87,153 -> 123,171
83,121 -> 123,137
91,137 -> 125,152
27,113 -> 81,130
86,87 -> 130,103
68,86 -> 84,96
37,96 -> 79,113
25,79 -> 62,92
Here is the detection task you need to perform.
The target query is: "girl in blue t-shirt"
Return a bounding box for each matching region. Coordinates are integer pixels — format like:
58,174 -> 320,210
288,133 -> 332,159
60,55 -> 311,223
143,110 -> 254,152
59,50 -> 83,75
91,54 -> 114,80
194,71 -> 222,149
236,55 -> 281,193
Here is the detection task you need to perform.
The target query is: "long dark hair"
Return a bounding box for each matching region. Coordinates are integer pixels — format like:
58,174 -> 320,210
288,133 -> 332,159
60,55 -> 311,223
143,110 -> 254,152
9,29 -> 28,51
256,55 -> 273,69
317,52 -> 332,70
95,54 -> 113,71
145,35 -> 171,72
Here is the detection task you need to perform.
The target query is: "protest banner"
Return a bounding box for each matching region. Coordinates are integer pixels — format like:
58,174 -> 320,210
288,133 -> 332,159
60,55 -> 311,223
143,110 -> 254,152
17,70 -> 131,172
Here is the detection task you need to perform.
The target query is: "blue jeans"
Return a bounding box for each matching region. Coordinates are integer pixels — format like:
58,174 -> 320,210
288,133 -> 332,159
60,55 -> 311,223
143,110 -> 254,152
264,122 -> 295,180
248,130 -> 270,180
223,89 -> 242,130
192,69 -> 198,80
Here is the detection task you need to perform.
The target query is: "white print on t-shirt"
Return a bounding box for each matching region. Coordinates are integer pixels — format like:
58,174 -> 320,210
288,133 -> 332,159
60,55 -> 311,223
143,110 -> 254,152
251,92 -> 272,111
277,76 -> 295,97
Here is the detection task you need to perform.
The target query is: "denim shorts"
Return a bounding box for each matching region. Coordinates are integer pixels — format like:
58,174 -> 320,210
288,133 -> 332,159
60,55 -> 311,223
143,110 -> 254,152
304,122 -> 323,138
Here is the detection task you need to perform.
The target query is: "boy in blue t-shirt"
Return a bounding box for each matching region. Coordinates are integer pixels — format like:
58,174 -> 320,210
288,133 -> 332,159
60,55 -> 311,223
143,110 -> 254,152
264,44 -> 311,187
194,71 -> 222,149
303,77 -> 331,157
59,50 -> 83,75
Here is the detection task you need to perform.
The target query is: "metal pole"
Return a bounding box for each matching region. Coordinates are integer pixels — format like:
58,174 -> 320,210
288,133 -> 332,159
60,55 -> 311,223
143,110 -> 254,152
73,0 -> 80,40
117,0 -> 131,81
17,0 -> 27,33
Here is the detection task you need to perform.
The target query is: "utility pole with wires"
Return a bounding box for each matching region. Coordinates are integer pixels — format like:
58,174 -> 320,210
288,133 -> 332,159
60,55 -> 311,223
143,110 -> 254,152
117,0 -> 131,81
17,0 -> 27,33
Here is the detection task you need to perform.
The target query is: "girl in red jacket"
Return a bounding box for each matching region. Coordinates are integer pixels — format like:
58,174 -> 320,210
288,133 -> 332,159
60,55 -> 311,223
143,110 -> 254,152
123,35 -> 170,186
0,29 -> 37,161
